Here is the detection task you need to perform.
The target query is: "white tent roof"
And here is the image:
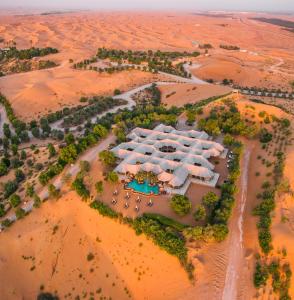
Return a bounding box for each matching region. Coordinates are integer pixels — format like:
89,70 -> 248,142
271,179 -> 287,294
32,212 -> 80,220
111,124 -> 225,189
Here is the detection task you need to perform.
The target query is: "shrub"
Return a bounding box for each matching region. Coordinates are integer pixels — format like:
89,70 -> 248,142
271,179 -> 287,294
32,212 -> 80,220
9,194 -> 21,207
79,160 -> 90,173
99,150 -> 116,167
71,175 -> 90,200
202,192 -> 219,208
15,207 -> 26,219
26,184 -> 35,198
170,194 -> 192,216
95,181 -> 103,194
194,205 -> 206,221
33,194 -> 42,208
48,184 -> 60,199
90,200 -> 119,219
4,180 -> 18,198
106,171 -> 119,183
254,262 -> 269,288
15,169 -> 25,183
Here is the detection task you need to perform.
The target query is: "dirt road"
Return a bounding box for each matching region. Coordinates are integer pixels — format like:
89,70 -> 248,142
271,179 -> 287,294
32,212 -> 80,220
222,147 -> 251,300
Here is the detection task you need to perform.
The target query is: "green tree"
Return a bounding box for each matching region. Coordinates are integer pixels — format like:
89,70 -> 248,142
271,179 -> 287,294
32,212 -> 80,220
71,175 -> 90,200
114,89 -> 121,95
9,194 -> 21,207
93,124 -> 108,139
194,204 -> 206,221
99,150 -> 116,167
79,160 -> 90,173
203,192 -> 219,208
170,194 -> 192,216
65,133 -> 75,145
20,150 -> 27,160
0,161 -> 8,176
15,169 -> 25,183
48,184 -> 60,199
59,144 -> 78,164
48,143 -> 56,158
4,180 -> 18,198
26,184 -> 35,197
33,194 -> 42,208
3,123 -> 11,138
15,207 -> 26,219
106,171 -> 119,183
95,181 -> 104,194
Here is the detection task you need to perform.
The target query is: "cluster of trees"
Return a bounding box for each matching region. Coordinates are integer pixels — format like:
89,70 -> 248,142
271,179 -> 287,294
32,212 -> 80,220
219,44 -> 240,51
71,173 -> 90,201
198,99 -> 258,138
0,47 -> 58,61
254,259 -> 292,299
253,151 -> 286,254
76,48 -> 200,78
38,60 -> 57,70
39,125 -> 109,185
62,97 -> 125,128
170,194 -> 192,216
96,48 -> 200,63
183,134 -> 242,243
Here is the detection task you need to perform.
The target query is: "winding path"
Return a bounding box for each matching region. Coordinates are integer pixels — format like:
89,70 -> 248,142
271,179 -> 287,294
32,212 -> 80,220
222,147 -> 251,300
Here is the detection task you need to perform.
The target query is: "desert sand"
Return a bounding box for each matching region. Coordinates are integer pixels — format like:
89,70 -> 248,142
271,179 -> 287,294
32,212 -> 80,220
0,68 -> 165,122
160,83 -> 231,107
1,10 -> 294,300
0,192 -> 192,300
1,11 -> 294,121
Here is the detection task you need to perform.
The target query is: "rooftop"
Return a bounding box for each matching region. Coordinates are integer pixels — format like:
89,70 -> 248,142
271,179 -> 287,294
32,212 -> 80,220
111,124 -> 226,194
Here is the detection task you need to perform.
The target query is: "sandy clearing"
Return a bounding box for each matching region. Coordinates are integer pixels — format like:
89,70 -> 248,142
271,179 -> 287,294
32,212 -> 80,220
159,83 -> 232,107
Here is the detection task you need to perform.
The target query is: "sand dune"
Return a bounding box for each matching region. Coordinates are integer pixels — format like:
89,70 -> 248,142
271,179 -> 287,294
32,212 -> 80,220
0,192 -> 192,300
0,67 -> 164,121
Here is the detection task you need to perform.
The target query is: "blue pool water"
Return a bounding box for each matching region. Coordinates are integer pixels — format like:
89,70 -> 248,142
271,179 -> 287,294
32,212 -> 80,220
127,180 -> 159,195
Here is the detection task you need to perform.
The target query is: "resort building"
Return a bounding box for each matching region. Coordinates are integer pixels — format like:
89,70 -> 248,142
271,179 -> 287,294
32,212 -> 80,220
111,124 -> 227,195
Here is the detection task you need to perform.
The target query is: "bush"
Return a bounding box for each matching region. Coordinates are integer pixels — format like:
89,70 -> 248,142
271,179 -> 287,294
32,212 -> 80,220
15,207 -> 26,219
194,205 -> 206,221
95,181 -> 103,194
99,150 -> 116,167
48,184 -> 60,199
71,175 -> 90,200
4,180 -> 18,198
202,192 -> 219,208
254,262 -> 269,288
9,194 -> 21,207
37,292 -> 59,300
90,200 -> 119,219
106,171 -> 119,183
170,194 -> 192,216
143,213 -> 188,231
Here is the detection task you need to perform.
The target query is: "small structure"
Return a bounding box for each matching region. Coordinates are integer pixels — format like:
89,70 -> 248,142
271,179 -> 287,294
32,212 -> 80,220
111,124 -> 227,195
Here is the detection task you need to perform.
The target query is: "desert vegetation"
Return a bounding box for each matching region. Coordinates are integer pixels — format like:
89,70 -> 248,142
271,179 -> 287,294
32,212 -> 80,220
0,46 -> 58,75
73,48 -> 200,78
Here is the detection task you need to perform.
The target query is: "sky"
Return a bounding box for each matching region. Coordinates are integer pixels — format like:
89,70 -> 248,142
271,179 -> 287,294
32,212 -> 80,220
0,0 -> 294,13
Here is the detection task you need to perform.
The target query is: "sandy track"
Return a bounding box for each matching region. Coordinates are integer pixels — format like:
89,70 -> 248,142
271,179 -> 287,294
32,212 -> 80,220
222,148 -> 251,300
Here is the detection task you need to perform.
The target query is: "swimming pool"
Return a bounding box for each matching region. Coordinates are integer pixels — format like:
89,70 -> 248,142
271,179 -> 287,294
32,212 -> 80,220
127,180 -> 159,195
